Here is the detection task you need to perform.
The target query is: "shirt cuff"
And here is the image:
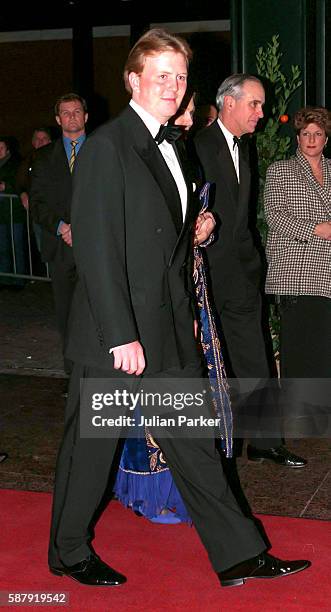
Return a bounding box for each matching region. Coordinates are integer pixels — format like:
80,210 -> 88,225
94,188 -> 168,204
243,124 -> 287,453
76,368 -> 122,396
57,220 -> 65,236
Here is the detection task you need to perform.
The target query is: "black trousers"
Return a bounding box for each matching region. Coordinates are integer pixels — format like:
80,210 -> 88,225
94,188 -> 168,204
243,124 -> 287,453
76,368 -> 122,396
280,295 -> 331,377
279,295 -> 331,438
214,289 -> 281,449
49,362 -> 265,573
49,250 -> 77,375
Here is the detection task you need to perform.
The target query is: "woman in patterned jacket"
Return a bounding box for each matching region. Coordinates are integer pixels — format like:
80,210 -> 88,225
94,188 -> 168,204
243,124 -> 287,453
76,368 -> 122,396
264,106 -> 331,434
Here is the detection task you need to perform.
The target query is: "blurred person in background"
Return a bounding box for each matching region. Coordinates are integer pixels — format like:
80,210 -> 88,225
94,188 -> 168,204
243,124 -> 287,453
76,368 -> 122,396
194,102 -> 218,132
30,94 -> 88,375
0,137 -> 26,288
16,127 -> 52,252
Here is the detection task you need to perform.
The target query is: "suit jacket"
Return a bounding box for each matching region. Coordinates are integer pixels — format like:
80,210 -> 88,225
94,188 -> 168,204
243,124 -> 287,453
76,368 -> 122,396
65,105 -> 200,374
264,149 -> 331,298
194,122 -> 262,305
29,138 -> 74,264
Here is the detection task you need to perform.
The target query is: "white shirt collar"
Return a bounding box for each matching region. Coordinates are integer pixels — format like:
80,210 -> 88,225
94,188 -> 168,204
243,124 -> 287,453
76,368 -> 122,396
217,118 -> 237,150
129,100 -> 187,220
129,99 -> 162,138
217,118 -> 240,182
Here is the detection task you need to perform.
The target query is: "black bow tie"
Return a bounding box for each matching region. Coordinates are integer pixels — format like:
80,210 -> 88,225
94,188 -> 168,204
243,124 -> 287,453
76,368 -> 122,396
233,136 -> 241,149
155,124 -> 183,145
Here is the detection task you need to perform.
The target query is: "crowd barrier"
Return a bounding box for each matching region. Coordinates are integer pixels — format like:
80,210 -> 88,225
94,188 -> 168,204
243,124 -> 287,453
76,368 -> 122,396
0,194 -> 50,282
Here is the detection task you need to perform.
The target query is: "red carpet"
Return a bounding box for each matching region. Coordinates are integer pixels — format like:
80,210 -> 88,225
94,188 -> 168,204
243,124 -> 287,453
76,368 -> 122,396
0,489 -> 329,612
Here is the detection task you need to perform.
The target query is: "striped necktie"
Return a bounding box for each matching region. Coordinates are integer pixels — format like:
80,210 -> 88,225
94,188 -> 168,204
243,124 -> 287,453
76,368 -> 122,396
69,140 -> 78,173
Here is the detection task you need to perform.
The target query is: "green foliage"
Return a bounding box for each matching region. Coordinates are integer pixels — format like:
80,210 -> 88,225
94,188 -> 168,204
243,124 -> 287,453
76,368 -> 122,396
255,35 -> 302,353
255,34 -> 302,234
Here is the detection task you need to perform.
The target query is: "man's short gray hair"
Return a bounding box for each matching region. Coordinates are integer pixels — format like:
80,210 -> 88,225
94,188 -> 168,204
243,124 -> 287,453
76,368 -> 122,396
215,73 -> 263,111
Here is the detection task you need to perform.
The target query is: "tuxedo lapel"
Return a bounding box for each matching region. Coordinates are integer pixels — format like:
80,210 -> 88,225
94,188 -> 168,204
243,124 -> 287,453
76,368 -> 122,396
174,139 -> 197,226
214,128 -> 239,204
134,140 -> 183,235
211,126 -> 252,235
121,105 -> 182,235
238,143 -> 251,214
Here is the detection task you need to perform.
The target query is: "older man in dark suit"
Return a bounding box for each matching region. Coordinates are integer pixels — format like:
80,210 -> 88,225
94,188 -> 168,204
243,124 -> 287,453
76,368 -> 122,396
30,93 -> 88,374
48,33 -> 309,588
194,74 -> 306,467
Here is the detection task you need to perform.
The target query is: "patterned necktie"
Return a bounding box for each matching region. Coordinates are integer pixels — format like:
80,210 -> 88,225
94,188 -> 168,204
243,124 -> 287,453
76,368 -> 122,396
69,140 -> 78,173
155,124 -> 183,145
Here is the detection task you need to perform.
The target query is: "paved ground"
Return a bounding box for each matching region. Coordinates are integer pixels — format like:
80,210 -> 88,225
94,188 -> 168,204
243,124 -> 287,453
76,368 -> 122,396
0,281 -> 64,376
0,281 -> 330,520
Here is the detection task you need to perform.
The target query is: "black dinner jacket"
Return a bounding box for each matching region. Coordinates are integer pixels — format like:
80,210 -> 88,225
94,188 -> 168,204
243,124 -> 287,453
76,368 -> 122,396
65,105 -> 200,374
194,121 -> 262,301
30,138 -> 75,264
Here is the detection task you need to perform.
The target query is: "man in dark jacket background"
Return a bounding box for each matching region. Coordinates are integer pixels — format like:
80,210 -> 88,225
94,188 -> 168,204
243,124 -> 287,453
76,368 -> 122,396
30,93 -> 88,373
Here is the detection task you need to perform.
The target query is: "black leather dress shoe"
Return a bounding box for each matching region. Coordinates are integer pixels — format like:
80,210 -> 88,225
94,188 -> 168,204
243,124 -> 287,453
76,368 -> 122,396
247,444 -> 307,468
50,553 -> 126,586
218,552 -> 310,587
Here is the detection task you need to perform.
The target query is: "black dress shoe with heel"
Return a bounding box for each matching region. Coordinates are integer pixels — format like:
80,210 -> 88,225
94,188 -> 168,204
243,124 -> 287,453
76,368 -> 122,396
247,444 -> 307,468
218,552 -> 310,587
49,553 -> 126,586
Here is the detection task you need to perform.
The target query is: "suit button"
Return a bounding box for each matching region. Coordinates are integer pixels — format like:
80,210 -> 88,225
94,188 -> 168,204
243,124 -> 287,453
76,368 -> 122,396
156,227 -> 163,233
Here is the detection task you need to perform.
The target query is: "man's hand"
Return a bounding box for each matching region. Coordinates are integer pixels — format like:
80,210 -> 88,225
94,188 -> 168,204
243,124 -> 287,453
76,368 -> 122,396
20,192 -> 29,210
60,222 -> 72,247
112,340 -> 146,376
194,211 -> 215,245
313,221 -> 331,240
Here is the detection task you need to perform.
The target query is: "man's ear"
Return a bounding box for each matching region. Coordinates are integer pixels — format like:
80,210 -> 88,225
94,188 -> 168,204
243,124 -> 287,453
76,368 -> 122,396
55,115 -> 61,126
128,72 -> 140,92
224,95 -> 235,111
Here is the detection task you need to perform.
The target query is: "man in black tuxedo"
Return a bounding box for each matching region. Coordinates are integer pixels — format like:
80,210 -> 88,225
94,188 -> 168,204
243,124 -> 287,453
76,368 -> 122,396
30,93 -> 88,374
194,74 -> 306,467
48,33 -> 309,588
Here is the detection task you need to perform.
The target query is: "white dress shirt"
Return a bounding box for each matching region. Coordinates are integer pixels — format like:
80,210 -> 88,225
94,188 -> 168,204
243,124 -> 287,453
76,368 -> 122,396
217,118 -> 240,182
130,99 -> 187,220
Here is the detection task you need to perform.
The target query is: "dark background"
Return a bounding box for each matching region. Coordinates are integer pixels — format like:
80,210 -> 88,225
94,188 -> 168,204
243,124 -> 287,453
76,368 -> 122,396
0,0 -> 330,156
